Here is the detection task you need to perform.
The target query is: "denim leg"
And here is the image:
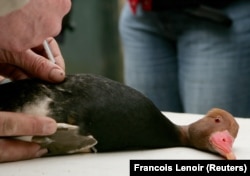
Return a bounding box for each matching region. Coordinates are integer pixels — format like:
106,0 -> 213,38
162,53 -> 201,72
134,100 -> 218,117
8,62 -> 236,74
178,0 -> 250,117
119,4 -> 183,111
119,0 -> 250,117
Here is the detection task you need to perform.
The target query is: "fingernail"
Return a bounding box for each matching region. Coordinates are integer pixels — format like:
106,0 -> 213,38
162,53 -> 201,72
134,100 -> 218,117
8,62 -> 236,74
35,148 -> 48,157
49,68 -> 65,82
43,120 -> 57,135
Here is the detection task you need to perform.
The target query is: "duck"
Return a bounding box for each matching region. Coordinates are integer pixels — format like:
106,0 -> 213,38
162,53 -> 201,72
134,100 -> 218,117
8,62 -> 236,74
0,74 -> 239,160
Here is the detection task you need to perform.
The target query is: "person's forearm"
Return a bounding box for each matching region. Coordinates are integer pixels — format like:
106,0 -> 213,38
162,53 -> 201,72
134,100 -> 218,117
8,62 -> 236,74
0,0 -> 30,16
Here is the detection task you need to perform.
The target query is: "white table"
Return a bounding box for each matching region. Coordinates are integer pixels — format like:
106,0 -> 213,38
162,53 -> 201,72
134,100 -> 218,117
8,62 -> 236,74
1,112 -> 250,176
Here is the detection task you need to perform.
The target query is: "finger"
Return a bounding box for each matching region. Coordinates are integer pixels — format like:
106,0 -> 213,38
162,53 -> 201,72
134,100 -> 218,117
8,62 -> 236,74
0,139 -> 47,163
0,75 -> 6,82
0,63 -> 29,80
32,38 -> 66,70
0,112 -> 57,136
12,49 -> 65,83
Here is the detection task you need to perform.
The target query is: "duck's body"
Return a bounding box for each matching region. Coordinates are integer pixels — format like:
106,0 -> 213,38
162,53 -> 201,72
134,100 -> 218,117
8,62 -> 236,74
0,74 -> 239,159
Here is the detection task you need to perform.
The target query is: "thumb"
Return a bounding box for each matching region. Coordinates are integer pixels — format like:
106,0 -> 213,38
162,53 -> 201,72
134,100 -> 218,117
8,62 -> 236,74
14,49 -> 65,82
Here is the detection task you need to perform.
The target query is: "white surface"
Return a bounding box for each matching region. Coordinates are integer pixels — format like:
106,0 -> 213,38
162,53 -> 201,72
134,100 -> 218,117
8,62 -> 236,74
1,112 -> 250,176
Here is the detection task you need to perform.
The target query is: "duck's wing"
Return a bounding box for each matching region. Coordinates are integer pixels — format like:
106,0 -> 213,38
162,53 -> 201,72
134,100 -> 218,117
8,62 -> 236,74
32,123 -> 98,156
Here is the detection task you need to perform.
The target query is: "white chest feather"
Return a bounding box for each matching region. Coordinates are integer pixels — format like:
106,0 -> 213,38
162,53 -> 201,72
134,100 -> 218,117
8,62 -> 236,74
17,96 -> 53,116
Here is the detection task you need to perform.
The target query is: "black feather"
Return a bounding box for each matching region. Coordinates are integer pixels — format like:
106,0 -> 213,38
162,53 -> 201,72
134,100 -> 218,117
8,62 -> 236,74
0,74 -> 181,154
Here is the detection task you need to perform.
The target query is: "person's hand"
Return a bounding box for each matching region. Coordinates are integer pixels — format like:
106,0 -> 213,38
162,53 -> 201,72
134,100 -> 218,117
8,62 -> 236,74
0,38 -> 65,82
0,112 -> 57,163
0,0 -> 71,52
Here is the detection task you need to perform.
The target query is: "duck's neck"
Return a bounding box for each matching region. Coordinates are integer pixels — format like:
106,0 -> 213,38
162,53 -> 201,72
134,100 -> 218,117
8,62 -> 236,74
177,125 -> 191,146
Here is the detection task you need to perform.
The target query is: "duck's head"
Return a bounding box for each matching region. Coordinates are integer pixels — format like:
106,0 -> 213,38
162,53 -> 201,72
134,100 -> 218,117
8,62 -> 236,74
187,108 -> 239,160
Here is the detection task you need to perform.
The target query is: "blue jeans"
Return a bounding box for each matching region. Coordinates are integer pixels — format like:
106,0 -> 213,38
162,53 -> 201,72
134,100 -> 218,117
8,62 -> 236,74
119,0 -> 250,117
